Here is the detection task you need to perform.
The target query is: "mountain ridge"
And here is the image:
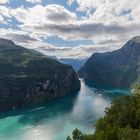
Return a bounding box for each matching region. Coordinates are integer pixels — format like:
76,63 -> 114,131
79,36 -> 140,88
0,38 -> 80,111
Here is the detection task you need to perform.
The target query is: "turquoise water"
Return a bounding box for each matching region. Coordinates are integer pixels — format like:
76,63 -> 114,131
0,79 -> 131,140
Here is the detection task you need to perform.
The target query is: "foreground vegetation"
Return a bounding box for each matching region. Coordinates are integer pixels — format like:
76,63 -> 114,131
67,91 -> 140,140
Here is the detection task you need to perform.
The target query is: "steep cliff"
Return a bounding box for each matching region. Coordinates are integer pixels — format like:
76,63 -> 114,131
79,36 -> 140,88
0,38 -> 80,111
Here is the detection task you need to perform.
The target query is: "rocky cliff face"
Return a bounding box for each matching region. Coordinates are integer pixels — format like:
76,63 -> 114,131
0,38 -> 80,111
79,36 -> 140,88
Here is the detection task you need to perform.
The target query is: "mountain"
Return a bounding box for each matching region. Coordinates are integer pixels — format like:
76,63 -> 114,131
0,38 -> 80,111
60,58 -> 86,71
79,36 -> 140,88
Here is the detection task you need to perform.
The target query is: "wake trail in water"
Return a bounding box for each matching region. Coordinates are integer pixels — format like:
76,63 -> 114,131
26,107 -> 45,113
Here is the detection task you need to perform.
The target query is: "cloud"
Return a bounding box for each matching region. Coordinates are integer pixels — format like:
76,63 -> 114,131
0,6 -> 11,18
0,28 -> 39,44
0,15 -> 4,23
11,4 -> 76,26
2,2 -> 140,42
45,4 -> 76,23
75,0 -> 95,13
25,0 -> 42,4
71,0 -> 140,24
5,33 -> 38,43
9,7 -> 27,23
67,0 -> 74,5
0,0 -> 10,4
12,2 -> 140,46
22,19 -> 140,45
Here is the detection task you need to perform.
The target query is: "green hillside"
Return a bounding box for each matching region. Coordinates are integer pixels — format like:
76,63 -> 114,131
0,38 -> 80,111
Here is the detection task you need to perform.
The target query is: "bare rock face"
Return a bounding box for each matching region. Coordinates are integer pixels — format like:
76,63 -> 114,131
79,36 -> 140,88
0,38 -> 80,111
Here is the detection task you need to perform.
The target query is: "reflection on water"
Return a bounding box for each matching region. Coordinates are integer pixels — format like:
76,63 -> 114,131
0,79 -> 131,140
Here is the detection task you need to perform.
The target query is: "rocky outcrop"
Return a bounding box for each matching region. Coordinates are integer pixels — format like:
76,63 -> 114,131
0,38 -> 80,111
79,36 -> 140,88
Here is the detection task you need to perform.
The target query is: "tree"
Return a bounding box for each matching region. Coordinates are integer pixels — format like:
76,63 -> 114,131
72,129 -> 83,140
67,136 -> 72,140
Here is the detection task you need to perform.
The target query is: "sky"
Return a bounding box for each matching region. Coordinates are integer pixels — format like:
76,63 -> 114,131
0,0 -> 140,59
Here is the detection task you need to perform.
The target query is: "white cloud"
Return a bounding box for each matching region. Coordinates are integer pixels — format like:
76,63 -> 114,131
76,0 -> 95,13
11,7 -> 28,23
72,0 -> 140,25
13,1 -> 140,44
0,28 -> 39,44
21,19 -> 140,48
11,4 -> 76,25
0,15 -> 4,23
25,0 -> 42,4
0,0 -> 10,4
45,4 -> 76,23
67,0 -> 74,5
0,6 -> 11,18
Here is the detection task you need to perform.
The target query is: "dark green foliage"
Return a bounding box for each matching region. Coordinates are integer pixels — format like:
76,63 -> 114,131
67,136 -> 72,140
67,129 -> 95,140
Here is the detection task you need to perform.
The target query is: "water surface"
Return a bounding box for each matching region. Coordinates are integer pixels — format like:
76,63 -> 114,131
0,79 -> 131,140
